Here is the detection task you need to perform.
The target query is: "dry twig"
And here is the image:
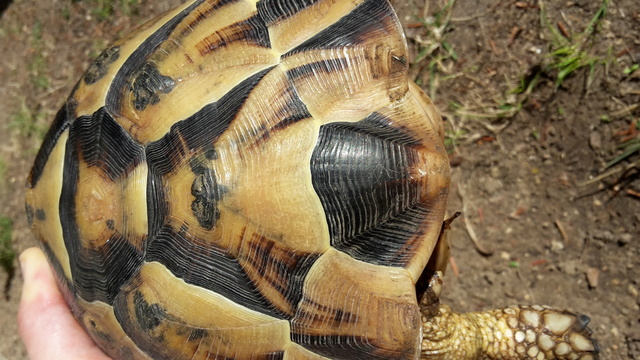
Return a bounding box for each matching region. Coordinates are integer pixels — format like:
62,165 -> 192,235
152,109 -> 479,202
457,185 -> 493,256
555,220 -> 569,243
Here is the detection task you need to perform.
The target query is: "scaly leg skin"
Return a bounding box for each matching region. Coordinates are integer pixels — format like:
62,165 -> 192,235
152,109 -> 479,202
419,274 -> 599,359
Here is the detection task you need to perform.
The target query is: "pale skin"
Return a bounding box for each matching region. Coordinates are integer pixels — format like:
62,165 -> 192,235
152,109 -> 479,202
18,247 -> 112,360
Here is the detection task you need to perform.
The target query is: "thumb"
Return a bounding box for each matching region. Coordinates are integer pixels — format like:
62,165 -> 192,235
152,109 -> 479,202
18,247 -> 111,360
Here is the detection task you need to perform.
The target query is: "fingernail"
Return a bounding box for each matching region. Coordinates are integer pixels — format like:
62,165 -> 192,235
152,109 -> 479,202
19,250 -> 33,279
20,248 -> 43,303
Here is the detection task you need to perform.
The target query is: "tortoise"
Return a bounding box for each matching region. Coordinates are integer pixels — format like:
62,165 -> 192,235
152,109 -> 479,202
25,0 -> 599,358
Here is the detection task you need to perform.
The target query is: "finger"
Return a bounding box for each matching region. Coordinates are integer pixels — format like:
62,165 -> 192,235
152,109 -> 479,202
18,247 -> 111,360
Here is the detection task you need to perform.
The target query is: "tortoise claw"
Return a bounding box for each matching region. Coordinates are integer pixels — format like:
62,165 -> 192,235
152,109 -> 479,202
572,314 -> 592,333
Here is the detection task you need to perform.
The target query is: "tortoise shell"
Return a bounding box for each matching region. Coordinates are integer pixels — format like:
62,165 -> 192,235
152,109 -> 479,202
25,0 -> 450,358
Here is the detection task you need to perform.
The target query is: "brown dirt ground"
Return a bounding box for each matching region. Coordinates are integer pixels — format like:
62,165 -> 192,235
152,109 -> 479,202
0,0 -> 638,359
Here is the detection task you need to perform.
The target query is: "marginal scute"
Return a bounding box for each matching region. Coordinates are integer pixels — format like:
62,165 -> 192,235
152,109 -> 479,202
76,298 -> 152,360
291,248 -> 420,359
73,0 -> 202,118
113,261 -> 292,359
25,130 -> 72,281
84,46 -> 121,85
27,103 -> 74,188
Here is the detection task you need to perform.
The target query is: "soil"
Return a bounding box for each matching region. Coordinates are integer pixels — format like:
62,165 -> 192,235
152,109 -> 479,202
0,0 -> 638,359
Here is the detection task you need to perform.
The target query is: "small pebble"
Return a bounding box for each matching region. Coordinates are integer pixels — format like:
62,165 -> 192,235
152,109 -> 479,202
551,240 -> 564,252
589,131 -> 602,149
619,233 -> 632,246
610,327 -> 619,337
559,260 -> 578,275
586,267 -> 599,288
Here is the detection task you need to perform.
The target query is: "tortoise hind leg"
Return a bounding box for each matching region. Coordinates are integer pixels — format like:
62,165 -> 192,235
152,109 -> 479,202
417,270 -> 598,359
416,216 -> 598,359
419,301 -> 599,359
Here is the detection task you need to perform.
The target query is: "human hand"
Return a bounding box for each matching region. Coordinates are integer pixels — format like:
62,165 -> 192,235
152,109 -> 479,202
18,247 -> 112,360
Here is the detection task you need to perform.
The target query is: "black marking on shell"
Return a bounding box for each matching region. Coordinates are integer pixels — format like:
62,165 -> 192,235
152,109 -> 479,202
196,14 -> 271,56
310,116 -> 426,266
260,353 -> 285,360
187,328 -> 207,341
283,0 -> 399,56
40,241 -> 77,307
113,290 -> 174,359
268,85 -> 311,130
190,157 -> 226,230
239,234 -> 320,317
177,0 -> 241,39
63,230 -> 143,304
133,291 -> 167,331
257,0 -> 322,26
145,67 -> 273,177
84,46 -> 120,85
145,68 -> 273,243
145,226 -> 287,319
285,57 -> 349,82
105,219 -> 115,231
358,112 -> 422,146
145,166 -> 166,255
291,333 -> 387,360
25,204 -> 34,227
204,144 -> 218,160
86,318 -> 116,347
35,208 -> 46,221
111,347 -> 135,360
59,108 -> 144,304
72,107 -> 145,180
249,84 -> 312,148
131,63 -> 175,111
105,0 -> 205,113
26,101 -> 74,188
